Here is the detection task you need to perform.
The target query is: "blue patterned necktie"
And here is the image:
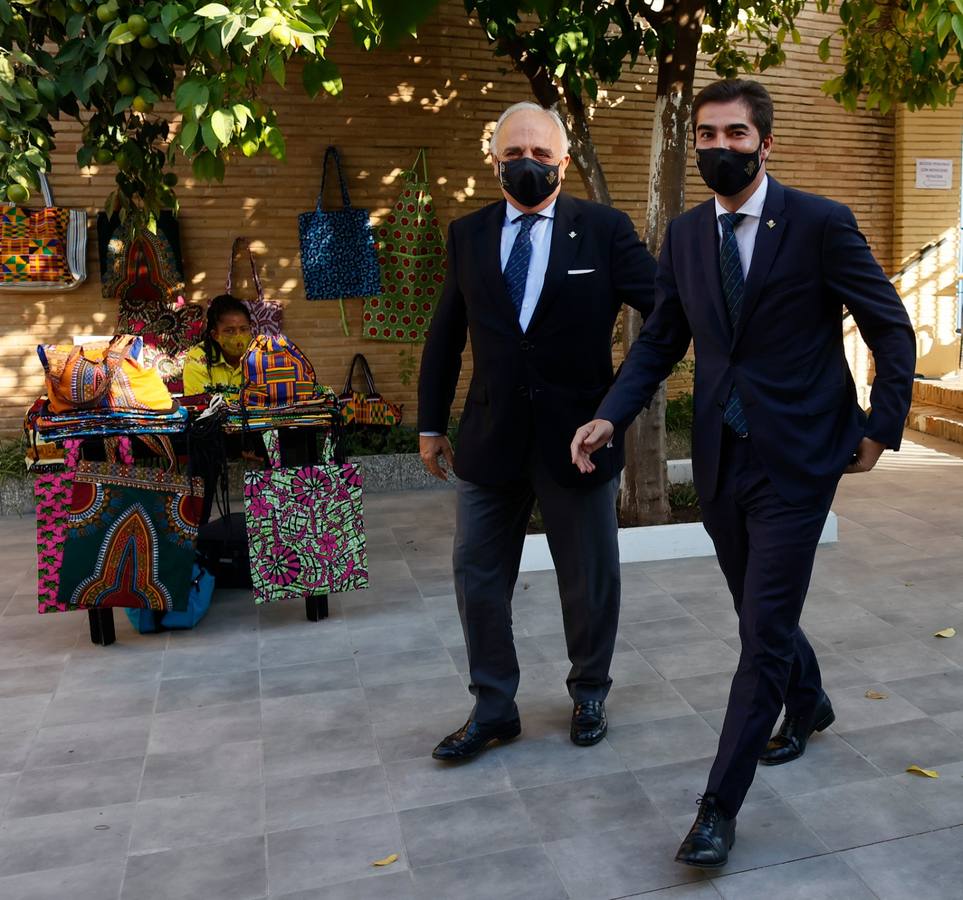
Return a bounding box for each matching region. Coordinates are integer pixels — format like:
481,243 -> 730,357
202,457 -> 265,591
503,213 -> 541,318
719,212 -> 749,436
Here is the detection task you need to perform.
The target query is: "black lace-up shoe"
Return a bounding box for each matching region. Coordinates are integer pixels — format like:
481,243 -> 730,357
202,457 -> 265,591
570,700 -> 607,746
760,692 -> 835,766
675,795 -> 736,868
431,717 -> 521,761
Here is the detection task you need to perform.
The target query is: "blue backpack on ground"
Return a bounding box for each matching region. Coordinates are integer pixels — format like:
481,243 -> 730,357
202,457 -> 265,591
126,563 -> 215,634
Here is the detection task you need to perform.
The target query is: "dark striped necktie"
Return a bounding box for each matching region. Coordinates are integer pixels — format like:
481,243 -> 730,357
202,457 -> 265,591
503,214 -> 542,318
719,212 -> 749,436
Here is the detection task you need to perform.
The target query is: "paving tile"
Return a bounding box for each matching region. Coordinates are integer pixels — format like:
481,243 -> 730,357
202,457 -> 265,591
889,760 -> 963,828
129,786 -> 265,855
805,611 -> 908,652
385,752 -> 514,810
122,834 -> 266,900
607,714 -> 720,771
634,757 -> 775,820
815,653 -> 877,689
622,886 -> 720,900
258,631 -> 354,668
399,790 -> 537,867
261,688 -> 369,739
275,870 -> 417,900
604,680 -> 695,726
641,640 -> 739,681
0,664 -> 62,699
59,649 -> 164,693
355,647 -> 458,686
24,715 -> 151,769
259,658 -> 360,699
519,771 -> 660,842
826,682 -> 930,733
665,673 -> 734,713
0,804 -> 133,877
848,640 -> 958,682
606,649 -> 664,686
839,717 -> 963,774
787,777 -> 940,850
148,701 -> 260,754
497,732 -> 627,790
263,724 -> 380,780
140,740 -> 262,800
6,755 -> 142,818
42,681 -> 158,727
884,669 -> 963,716
621,616 -> 716,651
0,730 -> 34,774
155,669 -> 260,713
544,819 -> 707,899
362,674 -> 466,724
754,731 -> 882,797
410,845 -> 568,900
267,812 -> 406,896
266,765 -> 391,832
615,591 -> 691,624
840,825 -> 963,899
0,860 -> 125,900
162,639 -> 259,678
711,853 -> 875,899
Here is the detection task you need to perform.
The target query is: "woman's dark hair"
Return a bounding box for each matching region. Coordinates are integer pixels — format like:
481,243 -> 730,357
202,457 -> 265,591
691,79 -> 774,140
202,293 -> 251,369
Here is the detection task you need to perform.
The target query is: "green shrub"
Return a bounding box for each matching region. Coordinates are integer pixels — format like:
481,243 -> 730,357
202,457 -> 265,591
665,392 -> 693,434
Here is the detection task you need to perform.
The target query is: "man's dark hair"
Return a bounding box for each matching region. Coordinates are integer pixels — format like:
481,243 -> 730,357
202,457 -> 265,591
691,79 -> 774,139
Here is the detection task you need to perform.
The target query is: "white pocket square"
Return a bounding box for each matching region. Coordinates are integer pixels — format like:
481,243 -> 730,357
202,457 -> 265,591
567,268 -> 595,275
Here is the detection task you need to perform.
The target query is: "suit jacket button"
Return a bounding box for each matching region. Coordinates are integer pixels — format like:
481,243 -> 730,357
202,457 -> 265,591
717,401 -> 725,409
520,340 -> 533,351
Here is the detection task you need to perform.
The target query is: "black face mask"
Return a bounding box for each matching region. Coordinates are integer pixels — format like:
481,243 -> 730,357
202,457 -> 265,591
498,157 -> 560,208
696,144 -> 762,197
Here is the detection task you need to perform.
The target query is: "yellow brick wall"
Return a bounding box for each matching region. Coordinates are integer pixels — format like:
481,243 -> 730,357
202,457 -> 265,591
0,5 -> 895,435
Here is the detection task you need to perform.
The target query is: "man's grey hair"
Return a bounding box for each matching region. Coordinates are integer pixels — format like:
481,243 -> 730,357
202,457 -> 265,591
490,101 -> 570,158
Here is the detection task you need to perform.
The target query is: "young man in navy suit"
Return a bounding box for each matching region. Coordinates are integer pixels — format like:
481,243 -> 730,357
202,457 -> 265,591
572,79 -> 915,867
418,102 -> 657,761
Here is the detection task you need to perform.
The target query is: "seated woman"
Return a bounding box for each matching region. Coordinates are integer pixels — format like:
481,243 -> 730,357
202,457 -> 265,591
182,294 -> 252,398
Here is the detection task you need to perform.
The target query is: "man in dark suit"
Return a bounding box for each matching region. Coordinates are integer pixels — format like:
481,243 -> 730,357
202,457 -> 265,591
418,101 -> 657,761
572,79 -> 915,867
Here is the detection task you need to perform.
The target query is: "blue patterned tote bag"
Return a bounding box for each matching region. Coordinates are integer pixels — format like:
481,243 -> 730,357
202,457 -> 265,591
298,146 -> 382,300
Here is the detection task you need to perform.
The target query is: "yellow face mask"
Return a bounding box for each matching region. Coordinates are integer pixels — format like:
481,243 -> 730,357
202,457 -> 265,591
218,332 -> 251,359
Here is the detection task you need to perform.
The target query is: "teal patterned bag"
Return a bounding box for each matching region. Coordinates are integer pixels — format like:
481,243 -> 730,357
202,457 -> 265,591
243,461 -> 368,603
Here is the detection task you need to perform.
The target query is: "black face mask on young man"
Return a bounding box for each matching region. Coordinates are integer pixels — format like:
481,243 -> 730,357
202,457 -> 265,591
498,157 -> 560,209
696,144 -> 762,197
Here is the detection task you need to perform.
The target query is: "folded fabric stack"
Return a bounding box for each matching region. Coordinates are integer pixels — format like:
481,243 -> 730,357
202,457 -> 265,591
27,402 -> 189,442
224,395 -> 339,433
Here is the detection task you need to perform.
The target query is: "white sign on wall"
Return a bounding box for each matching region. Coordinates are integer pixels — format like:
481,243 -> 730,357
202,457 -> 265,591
915,158 -> 953,189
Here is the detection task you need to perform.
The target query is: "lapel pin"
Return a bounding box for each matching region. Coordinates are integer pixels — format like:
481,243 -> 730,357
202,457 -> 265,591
569,231 -> 577,239
766,219 -> 775,229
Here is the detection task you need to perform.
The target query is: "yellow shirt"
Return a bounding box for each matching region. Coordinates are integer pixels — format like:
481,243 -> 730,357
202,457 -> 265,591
182,344 -> 243,396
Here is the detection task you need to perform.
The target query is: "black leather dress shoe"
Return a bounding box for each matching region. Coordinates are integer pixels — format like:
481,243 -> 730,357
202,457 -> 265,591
570,700 -> 607,746
759,692 -> 835,766
431,717 -> 521,761
675,795 -> 736,868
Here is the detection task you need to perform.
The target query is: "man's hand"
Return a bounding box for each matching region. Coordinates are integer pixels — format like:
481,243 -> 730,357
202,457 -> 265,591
844,437 -> 886,474
570,419 -> 615,474
420,434 -> 455,481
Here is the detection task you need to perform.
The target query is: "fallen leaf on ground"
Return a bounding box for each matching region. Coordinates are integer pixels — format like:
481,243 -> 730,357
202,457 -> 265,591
865,690 -> 889,700
372,853 -> 399,867
906,765 -> 939,778
934,627 -> 956,638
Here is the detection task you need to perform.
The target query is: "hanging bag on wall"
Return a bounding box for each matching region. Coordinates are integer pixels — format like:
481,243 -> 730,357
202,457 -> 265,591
0,172 -> 87,291
298,146 -> 382,301
225,237 -> 284,337
363,149 -> 446,343
244,457 -> 368,605
338,353 -> 403,426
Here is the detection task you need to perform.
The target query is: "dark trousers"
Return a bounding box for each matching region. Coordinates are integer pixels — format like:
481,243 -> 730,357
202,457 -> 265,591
453,466 -> 621,725
701,431 -> 838,816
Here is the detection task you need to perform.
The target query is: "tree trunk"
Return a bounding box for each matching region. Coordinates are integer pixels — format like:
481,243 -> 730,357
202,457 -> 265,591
619,2 -> 703,526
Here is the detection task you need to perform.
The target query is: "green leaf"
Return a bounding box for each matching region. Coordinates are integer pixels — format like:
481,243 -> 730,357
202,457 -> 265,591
195,2 -> 230,17
240,132 -> 259,156
210,108 -> 233,144
161,3 -> 183,31
113,95 -> 133,114
247,16 -> 276,37
818,36 -> 831,63
178,119 -> 198,150
175,20 -> 200,42
201,119 -> 219,154
221,15 -> 242,46
953,14 -> 963,46
231,103 -> 250,128
264,125 -> 285,160
82,63 -> 108,92
302,57 -> 341,97
108,23 -> 137,45
938,12 -> 953,43
268,52 -> 286,87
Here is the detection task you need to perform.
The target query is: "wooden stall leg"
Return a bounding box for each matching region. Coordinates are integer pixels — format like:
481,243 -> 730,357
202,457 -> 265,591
305,595 -> 329,621
88,608 -> 116,646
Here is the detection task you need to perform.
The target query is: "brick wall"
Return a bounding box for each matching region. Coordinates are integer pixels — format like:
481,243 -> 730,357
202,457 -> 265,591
0,5 -> 895,435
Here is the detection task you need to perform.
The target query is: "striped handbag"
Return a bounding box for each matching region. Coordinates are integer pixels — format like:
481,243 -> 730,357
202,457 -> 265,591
240,334 -> 318,408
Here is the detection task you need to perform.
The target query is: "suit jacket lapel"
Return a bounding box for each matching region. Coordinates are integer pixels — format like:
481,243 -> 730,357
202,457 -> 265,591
734,177 -> 787,346
526,193 -> 582,333
477,200 -> 523,333
697,200 -> 732,343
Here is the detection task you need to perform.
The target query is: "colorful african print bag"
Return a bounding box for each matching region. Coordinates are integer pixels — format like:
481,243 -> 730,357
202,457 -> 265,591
338,354 -> 403,426
240,334 -> 318,408
225,237 -> 283,337
244,460 -> 368,604
52,438 -> 204,612
363,150 -> 446,343
298,146 -> 382,301
0,173 -> 87,291
35,439 -> 81,614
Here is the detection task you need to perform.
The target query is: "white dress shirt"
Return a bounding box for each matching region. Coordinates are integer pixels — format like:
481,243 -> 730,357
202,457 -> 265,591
713,175 -> 768,276
502,199 -> 556,333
